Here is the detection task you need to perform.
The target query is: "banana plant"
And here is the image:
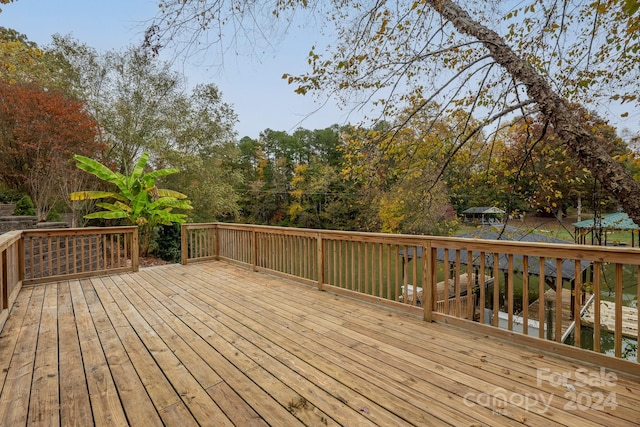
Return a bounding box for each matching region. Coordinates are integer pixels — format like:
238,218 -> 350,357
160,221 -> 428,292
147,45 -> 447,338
70,152 -> 192,256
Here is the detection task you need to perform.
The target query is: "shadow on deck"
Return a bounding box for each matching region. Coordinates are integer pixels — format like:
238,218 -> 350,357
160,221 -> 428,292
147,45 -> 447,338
1,261 -> 639,426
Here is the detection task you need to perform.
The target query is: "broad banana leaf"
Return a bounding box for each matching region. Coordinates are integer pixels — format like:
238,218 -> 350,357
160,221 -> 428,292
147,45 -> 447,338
73,155 -> 124,185
148,197 -> 193,211
95,202 -> 132,213
84,211 -> 129,220
70,191 -> 121,201
127,152 -> 149,189
157,188 -> 189,199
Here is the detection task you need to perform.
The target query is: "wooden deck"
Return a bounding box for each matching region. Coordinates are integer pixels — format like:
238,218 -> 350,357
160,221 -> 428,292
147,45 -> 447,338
1,262 -> 639,426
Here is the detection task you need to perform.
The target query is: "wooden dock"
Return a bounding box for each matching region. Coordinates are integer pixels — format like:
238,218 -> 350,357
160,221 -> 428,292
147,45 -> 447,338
526,288 -> 577,339
1,262 -> 639,426
399,273 -> 492,303
582,301 -> 639,339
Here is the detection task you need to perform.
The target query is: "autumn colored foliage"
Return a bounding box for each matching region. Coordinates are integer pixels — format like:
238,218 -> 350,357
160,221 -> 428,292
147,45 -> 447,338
0,82 -> 102,219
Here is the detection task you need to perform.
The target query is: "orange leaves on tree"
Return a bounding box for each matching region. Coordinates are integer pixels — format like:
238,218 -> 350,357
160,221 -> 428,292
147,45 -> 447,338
0,82 -> 102,218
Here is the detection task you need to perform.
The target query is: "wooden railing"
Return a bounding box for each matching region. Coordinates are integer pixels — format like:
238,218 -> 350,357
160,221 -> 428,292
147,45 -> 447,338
22,227 -> 139,285
0,226 -> 138,330
182,223 -> 640,372
0,231 -> 23,331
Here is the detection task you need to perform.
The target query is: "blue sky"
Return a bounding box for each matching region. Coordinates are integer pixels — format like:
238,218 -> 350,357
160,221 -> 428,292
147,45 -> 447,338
1,0 -> 353,139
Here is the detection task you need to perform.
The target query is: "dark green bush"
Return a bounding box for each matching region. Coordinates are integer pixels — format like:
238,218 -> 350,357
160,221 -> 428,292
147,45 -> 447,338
0,188 -> 21,204
13,195 -> 36,216
153,223 -> 181,263
46,207 -> 61,221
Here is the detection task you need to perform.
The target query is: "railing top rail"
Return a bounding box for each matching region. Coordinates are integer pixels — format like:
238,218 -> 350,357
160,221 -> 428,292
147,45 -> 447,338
183,223 -> 218,230
192,222 -> 640,263
0,230 -> 22,251
427,238 -> 640,264
22,226 -> 137,237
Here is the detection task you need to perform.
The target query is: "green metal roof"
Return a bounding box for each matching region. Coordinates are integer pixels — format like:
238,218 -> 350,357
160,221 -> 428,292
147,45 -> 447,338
461,206 -> 506,214
572,212 -> 639,230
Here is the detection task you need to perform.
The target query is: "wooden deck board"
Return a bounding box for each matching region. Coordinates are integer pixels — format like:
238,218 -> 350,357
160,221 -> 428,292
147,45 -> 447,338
27,284 -> 58,427
0,285 -> 44,426
0,261 -> 639,426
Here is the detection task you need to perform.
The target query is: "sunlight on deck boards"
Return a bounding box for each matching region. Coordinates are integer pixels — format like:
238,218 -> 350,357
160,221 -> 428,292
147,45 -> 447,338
0,261 -> 639,426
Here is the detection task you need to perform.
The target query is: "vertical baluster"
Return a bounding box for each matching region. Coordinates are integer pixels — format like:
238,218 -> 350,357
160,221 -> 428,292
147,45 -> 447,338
378,243 -> 384,298
614,263 -> 623,358
295,235 -> 300,275
522,256 -> 529,335
108,233 -> 113,269
47,235 -> 53,277
90,233 -> 95,271
429,244 -> 437,317
466,251 -> 473,320
412,245 -> 418,305
492,253 -> 500,327
325,239 -> 330,285
507,254 -> 514,331
303,236 -> 308,279
386,244 -> 392,300
274,232 -> 278,271
593,262 -> 601,353
38,236 -> 44,278
290,235 -> 295,274
454,250 -> 461,315
81,233 -> 87,272
337,239 -> 342,288
395,245 -> 401,302
364,242 -> 369,296
55,236 -> 61,275
118,233 -> 128,267
29,237 -> 34,279
355,241 -> 361,293
443,249 -> 449,315
402,245 -> 408,303
264,233 -> 269,270
555,259 -> 563,342
279,233 -> 283,272
479,252 -> 486,324
272,233 -> 277,271
186,229 -> 191,260
538,257 -> 546,339
102,234 -> 107,271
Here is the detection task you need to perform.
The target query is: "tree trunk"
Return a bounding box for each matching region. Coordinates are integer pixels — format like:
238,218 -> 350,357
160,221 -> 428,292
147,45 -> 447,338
577,195 -> 582,222
429,0 -> 640,225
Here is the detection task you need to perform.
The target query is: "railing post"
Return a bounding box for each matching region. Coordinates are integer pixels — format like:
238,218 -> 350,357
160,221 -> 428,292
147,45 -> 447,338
317,233 -> 324,291
423,241 -> 433,322
181,224 -> 188,265
131,227 -> 139,272
252,229 -> 258,271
